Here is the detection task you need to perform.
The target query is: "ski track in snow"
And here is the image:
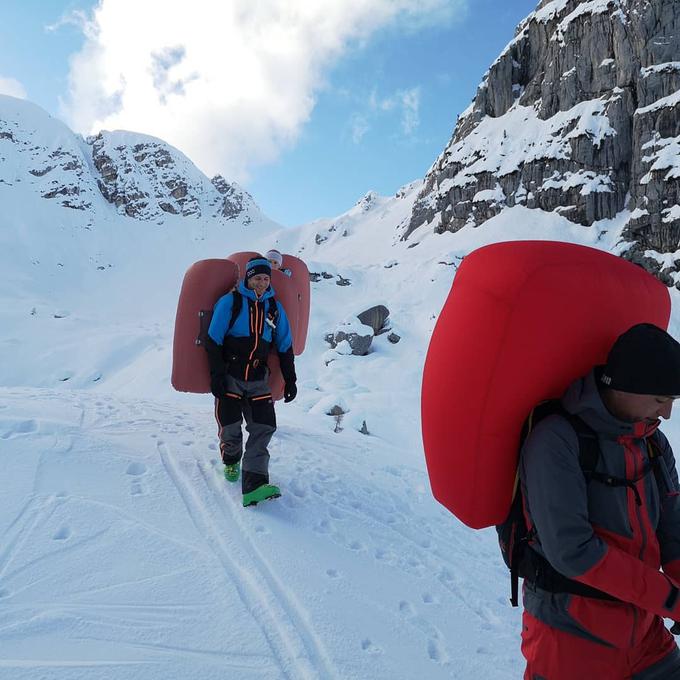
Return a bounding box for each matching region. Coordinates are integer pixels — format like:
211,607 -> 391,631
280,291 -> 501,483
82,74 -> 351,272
157,438 -> 339,680
0,390 -> 522,678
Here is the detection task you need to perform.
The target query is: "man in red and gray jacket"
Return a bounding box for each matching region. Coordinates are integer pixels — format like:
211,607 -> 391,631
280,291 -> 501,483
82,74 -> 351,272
520,324 -> 680,679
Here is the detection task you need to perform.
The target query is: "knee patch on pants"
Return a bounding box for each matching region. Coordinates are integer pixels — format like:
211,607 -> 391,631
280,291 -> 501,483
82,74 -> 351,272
249,394 -> 276,428
216,394 -> 243,426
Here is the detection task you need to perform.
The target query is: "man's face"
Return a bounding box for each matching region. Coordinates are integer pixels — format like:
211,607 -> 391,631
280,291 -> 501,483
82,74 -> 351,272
613,392 -> 675,423
268,259 -> 281,270
247,273 -> 270,297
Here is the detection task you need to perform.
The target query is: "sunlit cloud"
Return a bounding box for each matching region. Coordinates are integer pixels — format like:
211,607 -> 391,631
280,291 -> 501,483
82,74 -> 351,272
357,86 -> 421,141
399,88 -> 420,135
0,76 -> 27,99
350,114 -> 370,144
60,0 -> 467,182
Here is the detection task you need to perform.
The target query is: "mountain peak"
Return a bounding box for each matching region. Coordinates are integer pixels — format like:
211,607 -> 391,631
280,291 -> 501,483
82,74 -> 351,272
0,94 -> 269,229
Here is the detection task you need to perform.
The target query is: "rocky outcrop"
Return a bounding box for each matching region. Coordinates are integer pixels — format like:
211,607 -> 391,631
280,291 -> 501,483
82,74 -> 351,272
88,132 -> 258,224
210,175 -> 254,225
407,0 -> 680,279
325,306 -> 395,355
0,113 -> 96,211
325,319 -> 374,356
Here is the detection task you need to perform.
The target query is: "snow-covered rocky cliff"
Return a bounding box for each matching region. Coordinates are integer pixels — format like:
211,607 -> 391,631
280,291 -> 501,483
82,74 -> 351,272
407,0 -> 680,282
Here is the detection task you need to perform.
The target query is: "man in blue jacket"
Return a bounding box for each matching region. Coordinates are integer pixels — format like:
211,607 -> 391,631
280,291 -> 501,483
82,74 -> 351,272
204,255 -> 297,507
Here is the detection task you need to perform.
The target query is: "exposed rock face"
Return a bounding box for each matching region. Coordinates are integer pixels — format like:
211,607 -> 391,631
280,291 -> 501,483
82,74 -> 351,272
211,175 -> 254,225
0,114 -> 96,211
88,132 -> 258,224
407,0 -> 680,279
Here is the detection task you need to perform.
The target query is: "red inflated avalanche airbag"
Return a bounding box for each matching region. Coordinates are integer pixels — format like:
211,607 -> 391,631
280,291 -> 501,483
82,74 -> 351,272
171,252 -> 310,400
421,241 -> 670,529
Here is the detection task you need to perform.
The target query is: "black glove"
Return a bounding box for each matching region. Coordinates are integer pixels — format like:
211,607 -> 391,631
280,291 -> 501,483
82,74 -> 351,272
205,336 -> 229,398
671,622 -> 680,636
284,381 -> 297,403
210,374 -> 228,399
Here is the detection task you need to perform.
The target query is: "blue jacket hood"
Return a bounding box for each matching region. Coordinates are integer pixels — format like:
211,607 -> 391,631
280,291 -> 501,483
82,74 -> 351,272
238,280 -> 276,301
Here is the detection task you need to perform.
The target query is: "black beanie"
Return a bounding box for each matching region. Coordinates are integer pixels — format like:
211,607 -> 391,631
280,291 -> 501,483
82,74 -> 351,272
244,256 -> 271,282
600,323 -> 680,396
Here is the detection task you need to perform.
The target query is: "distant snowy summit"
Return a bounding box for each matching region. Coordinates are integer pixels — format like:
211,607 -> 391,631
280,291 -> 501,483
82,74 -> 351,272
407,0 -> 680,282
0,95 -> 265,227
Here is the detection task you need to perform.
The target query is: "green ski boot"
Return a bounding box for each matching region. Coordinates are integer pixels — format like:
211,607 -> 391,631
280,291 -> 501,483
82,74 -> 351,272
224,462 -> 240,483
242,484 -> 281,507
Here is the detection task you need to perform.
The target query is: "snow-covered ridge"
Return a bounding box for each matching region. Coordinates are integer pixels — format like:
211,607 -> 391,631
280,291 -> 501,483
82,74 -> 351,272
0,95 -> 265,227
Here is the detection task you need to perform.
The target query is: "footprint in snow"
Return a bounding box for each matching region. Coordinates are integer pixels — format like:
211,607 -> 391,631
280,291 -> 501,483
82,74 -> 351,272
399,600 -> 449,664
126,462 -> 148,496
1,419 -> 39,439
328,506 -> 345,520
289,479 -> 307,498
314,520 -> 331,534
326,569 -> 341,579
361,639 -> 383,655
428,639 -> 446,663
53,526 -> 71,540
399,600 -> 415,616
126,462 -> 147,476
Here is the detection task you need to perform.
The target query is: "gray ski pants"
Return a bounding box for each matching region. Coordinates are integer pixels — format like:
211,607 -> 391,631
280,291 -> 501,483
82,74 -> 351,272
214,374 -> 276,476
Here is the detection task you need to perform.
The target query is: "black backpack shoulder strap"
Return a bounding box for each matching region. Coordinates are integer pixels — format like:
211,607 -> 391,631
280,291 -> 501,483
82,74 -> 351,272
268,296 -> 278,320
559,410 -> 600,473
227,290 -> 243,333
521,400 -> 599,471
647,430 -> 675,497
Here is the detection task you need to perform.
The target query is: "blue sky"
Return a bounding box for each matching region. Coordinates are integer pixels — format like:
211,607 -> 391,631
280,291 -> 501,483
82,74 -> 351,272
0,0 -> 539,226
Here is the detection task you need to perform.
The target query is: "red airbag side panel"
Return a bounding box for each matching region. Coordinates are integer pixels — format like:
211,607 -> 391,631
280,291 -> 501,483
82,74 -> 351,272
171,259 -> 239,393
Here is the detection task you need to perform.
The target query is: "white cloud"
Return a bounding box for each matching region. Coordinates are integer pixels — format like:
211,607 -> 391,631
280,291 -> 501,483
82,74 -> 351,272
0,76 -> 27,99
350,114 -> 370,144
60,0 -> 466,182
399,88 -> 420,135
362,86 -> 421,140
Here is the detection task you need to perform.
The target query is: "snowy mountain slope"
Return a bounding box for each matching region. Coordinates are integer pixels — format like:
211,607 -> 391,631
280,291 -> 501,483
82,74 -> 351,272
6,158 -> 680,677
0,94 -> 280,397
0,388 -> 523,680
5,29 -> 680,677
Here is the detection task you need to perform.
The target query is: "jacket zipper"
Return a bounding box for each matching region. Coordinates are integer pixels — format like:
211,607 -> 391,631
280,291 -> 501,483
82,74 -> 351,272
245,300 -> 261,381
622,436 -> 651,647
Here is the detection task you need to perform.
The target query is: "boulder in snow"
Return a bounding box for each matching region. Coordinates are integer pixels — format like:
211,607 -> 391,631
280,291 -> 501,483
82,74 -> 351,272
325,319 -> 374,356
357,305 -> 390,335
